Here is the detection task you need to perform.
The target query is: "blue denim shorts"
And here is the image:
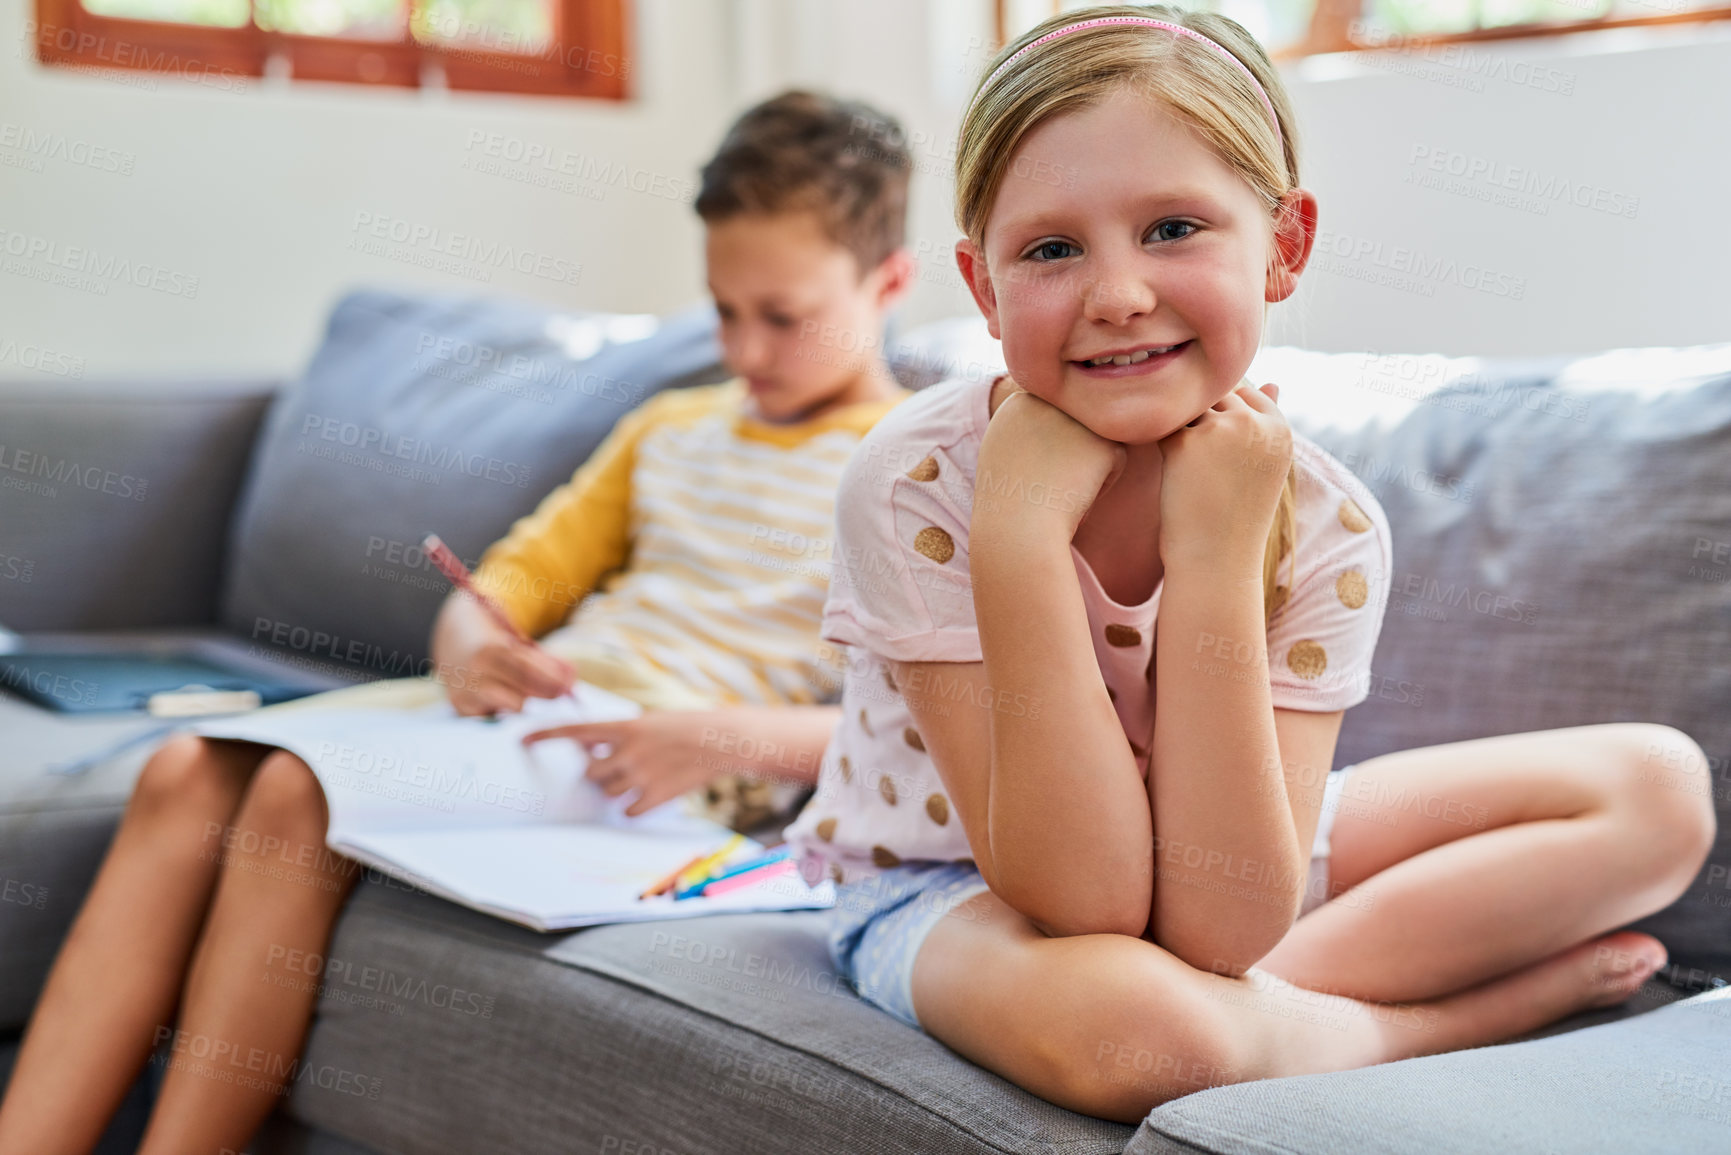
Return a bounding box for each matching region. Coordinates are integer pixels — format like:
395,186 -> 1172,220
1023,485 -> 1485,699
829,766 -> 1356,1030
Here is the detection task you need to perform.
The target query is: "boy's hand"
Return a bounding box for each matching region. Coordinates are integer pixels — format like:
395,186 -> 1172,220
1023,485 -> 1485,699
522,711 -> 726,818
1158,383 -> 1290,567
430,595 -> 575,716
976,386 -> 1126,539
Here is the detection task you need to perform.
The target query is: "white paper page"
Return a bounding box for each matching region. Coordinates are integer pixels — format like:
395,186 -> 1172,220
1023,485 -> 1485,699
331,824 -> 834,931
192,684 -> 649,844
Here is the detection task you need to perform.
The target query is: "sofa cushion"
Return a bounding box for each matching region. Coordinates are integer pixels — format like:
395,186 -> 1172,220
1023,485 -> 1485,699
219,291 -> 734,678
1127,986 -> 1730,1155
0,380 -> 276,631
1257,343 -> 1731,985
283,878 -> 1136,1154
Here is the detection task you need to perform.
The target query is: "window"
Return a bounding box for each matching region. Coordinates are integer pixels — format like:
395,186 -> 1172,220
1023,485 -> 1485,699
31,0 -> 630,98
1006,0 -> 1730,57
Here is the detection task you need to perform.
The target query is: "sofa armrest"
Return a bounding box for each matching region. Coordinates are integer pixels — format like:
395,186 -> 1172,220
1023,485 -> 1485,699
0,379 -> 281,631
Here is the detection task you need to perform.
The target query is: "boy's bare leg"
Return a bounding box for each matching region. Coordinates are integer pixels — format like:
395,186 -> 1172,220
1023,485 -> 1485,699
0,736 -> 267,1155
139,751 -> 358,1155
1256,723 -> 1712,1002
911,887 -> 1662,1124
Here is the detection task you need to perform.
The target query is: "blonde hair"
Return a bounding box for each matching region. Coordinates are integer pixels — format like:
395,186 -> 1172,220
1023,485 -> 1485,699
956,4 -> 1299,620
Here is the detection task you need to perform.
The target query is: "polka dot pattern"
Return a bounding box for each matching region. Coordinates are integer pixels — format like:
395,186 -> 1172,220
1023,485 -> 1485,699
913,526 -> 955,564
879,776 -> 899,806
872,845 -> 902,869
815,817 -> 837,842
859,708 -> 874,738
926,793 -> 950,825
1104,624 -> 1142,647
907,456 -> 940,482
1287,639 -> 1328,679
903,727 -> 926,753
838,755 -> 852,782
1338,499 -> 1372,534
1336,569 -> 1368,610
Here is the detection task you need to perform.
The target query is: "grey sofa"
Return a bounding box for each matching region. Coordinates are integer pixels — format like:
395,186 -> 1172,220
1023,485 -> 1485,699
2,288 -> 1727,1154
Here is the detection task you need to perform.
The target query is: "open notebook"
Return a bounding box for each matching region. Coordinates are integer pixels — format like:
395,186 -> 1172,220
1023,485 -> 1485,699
193,684 -> 833,931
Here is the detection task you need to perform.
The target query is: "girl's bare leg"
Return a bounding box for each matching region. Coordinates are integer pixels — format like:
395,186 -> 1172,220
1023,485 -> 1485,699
139,751 -> 358,1155
912,885 -> 1662,1124
0,736 -> 268,1155
1256,723 -> 1714,1002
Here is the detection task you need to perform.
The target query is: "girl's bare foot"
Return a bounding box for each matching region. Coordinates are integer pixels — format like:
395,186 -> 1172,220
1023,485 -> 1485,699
1376,930 -> 1666,1062
1242,929 -> 1667,1083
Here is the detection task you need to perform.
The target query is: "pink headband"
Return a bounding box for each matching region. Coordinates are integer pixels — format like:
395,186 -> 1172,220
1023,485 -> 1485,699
976,15 -> 1282,150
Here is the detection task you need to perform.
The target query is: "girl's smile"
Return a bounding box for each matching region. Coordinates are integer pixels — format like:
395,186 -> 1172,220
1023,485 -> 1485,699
1069,338 -> 1194,377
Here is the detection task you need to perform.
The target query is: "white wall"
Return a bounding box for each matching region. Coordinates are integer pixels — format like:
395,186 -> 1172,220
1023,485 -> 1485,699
1268,22 -> 1731,357
1,1 -> 1727,384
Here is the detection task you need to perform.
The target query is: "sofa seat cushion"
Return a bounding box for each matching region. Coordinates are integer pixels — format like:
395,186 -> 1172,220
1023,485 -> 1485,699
285,877 -> 1136,1154
1127,986 -> 1729,1155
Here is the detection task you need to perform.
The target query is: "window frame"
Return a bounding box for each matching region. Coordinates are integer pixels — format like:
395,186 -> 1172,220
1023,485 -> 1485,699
1292,0 -> 1731,58
31,0 -> 631,99
993,0 -> 1731,58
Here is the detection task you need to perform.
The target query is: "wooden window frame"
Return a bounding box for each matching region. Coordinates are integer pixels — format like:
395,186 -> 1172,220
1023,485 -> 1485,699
30,0 -> 631,99
1291,0 -> 1731,58
994,0 -> 1731,58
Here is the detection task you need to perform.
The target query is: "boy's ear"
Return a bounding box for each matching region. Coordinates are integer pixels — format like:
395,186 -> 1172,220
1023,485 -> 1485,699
1266,187 -> 1318,304
954,238 -> 1001,340
868,246 -> 917,311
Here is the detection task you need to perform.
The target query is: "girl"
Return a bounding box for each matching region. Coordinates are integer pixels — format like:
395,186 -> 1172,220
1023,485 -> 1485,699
782,5 -> 1715,1123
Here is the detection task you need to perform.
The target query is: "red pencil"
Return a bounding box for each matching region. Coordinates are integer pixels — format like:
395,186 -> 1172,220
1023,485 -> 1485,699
422,533 -> 577,697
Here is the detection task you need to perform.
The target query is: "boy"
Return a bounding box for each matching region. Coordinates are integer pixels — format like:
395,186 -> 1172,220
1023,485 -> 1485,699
450,89 -> 918,827
0,89 -> 917,1154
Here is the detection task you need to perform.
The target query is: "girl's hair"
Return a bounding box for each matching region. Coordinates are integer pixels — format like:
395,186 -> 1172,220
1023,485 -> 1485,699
956,4 -> 1300,620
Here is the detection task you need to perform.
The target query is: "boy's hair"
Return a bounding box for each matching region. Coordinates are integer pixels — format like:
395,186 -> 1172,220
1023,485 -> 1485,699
954,4 -> 1299,621
696,90 -> 912,277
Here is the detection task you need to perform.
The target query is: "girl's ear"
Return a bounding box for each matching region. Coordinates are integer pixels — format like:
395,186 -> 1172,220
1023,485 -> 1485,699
1265,188 -> 1319,304
954,238 -> 1003,340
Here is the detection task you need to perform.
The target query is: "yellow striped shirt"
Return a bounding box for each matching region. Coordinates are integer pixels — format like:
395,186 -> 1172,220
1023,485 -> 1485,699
473,379 -> 908,706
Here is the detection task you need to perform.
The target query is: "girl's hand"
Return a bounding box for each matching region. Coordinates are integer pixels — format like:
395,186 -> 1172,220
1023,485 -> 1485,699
522,711 -> 726,817
1158,383 -> 1290,566
430,595 -> 576,717
976,385 -> 1127,539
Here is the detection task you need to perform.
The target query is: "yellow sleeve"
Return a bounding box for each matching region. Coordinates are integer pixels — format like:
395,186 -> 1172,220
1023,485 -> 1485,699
471,402 -> 660,639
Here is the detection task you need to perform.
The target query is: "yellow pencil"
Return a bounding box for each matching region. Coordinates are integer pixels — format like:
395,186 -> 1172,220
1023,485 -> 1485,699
677,833 -> 746,890
639,834 -> 746,901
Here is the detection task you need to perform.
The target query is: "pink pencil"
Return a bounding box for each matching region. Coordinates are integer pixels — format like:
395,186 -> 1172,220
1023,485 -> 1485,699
699,859 -> 796,898
422,534 -> 577,699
